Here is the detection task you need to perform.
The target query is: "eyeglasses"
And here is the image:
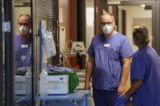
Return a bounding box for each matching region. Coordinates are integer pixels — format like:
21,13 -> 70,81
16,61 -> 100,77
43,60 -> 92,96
18,22 -> 29,26
101,22 -> 113,25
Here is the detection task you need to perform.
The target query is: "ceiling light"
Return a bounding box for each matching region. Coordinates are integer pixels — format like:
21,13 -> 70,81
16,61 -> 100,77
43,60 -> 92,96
141,4 -> 145,8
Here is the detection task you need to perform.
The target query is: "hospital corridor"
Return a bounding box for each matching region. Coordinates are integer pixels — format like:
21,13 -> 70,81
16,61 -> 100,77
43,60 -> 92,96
1,0 -> 160,106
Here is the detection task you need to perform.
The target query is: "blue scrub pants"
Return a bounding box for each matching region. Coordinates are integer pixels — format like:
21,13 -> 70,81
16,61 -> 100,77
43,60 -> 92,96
93,89 -> 117,106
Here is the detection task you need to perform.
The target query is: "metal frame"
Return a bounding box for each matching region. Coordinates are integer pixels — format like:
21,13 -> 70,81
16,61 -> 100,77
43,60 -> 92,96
3,0 -> 15,106
155,0 -> 160,54
0,0 -> 3,105
30,1 -> 35,106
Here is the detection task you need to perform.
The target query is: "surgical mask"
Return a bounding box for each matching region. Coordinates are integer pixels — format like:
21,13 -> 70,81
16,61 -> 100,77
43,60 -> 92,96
19,26 -> 29,34
102,24 -> 113,35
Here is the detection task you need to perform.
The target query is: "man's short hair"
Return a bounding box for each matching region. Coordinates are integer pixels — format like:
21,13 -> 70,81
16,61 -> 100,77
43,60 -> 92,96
100,10 -> 115,24
19,14 -> 31,23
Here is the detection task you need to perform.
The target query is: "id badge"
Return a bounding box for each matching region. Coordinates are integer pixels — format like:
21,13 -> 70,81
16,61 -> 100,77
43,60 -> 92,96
21,44 -> 28,48
104,44 -> 110,48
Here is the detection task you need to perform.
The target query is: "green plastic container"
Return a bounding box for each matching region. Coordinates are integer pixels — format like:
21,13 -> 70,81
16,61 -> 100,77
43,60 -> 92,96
48,72 -> 79,93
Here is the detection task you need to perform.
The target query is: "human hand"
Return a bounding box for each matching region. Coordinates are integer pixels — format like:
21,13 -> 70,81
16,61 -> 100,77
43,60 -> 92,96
115,95 -> 127,106
117,85 -> 125,96
84,82 -> 91,90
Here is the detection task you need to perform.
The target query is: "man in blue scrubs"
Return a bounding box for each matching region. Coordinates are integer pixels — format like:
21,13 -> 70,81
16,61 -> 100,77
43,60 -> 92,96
116,25 -> 160,106
84,12 -> 133,106
16,14 -> 32,68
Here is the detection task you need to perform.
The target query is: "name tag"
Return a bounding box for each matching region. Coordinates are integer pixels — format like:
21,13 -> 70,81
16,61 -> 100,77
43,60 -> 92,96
21,55 -> 26,61
21,44 -> 28,48
104,44 -> 110,48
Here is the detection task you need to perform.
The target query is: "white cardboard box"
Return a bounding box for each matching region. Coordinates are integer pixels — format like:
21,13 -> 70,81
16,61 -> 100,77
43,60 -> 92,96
16,75 -> 69,95
15,76 -> 26,95
48,75 -> 69,94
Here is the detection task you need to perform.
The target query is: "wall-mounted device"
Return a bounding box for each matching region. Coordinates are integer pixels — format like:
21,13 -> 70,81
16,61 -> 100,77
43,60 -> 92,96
70,41 -> 86,54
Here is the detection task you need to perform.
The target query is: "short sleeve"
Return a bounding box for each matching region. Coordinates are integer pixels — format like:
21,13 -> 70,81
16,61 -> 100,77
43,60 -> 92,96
87,38 -> 95,58
131,54 -> 145,81
120,37 -> 133,58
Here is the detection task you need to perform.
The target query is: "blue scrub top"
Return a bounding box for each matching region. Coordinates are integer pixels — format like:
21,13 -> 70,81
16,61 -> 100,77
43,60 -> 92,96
131,46 -> 160,106
88,33 -> 133,90
16,35 -> 32,68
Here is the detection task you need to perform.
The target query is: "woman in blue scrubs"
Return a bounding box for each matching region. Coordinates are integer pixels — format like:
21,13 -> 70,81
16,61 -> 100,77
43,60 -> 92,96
116,25 -> 160,106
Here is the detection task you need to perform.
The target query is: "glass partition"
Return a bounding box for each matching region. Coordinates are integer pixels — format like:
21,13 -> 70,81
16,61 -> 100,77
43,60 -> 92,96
14,0 -> 33,106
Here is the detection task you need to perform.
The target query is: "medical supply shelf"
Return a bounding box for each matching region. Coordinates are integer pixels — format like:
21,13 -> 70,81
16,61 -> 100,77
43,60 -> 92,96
35,90 -> 89,106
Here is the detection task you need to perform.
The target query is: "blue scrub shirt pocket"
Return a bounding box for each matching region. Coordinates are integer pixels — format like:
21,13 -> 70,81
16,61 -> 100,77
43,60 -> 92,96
94,46 -> 111,70
110,48 -> 120,60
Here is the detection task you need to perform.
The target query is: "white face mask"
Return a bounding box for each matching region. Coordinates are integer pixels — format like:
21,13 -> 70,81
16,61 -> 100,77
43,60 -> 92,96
102,24 -> 113,35
19,26 -> 29,35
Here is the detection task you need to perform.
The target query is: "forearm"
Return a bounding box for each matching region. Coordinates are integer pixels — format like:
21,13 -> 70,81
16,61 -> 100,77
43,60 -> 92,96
117,58 -> 131,96
85,58 -> 94,84
120,58 -> 131,87
124,80 -> 143,99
